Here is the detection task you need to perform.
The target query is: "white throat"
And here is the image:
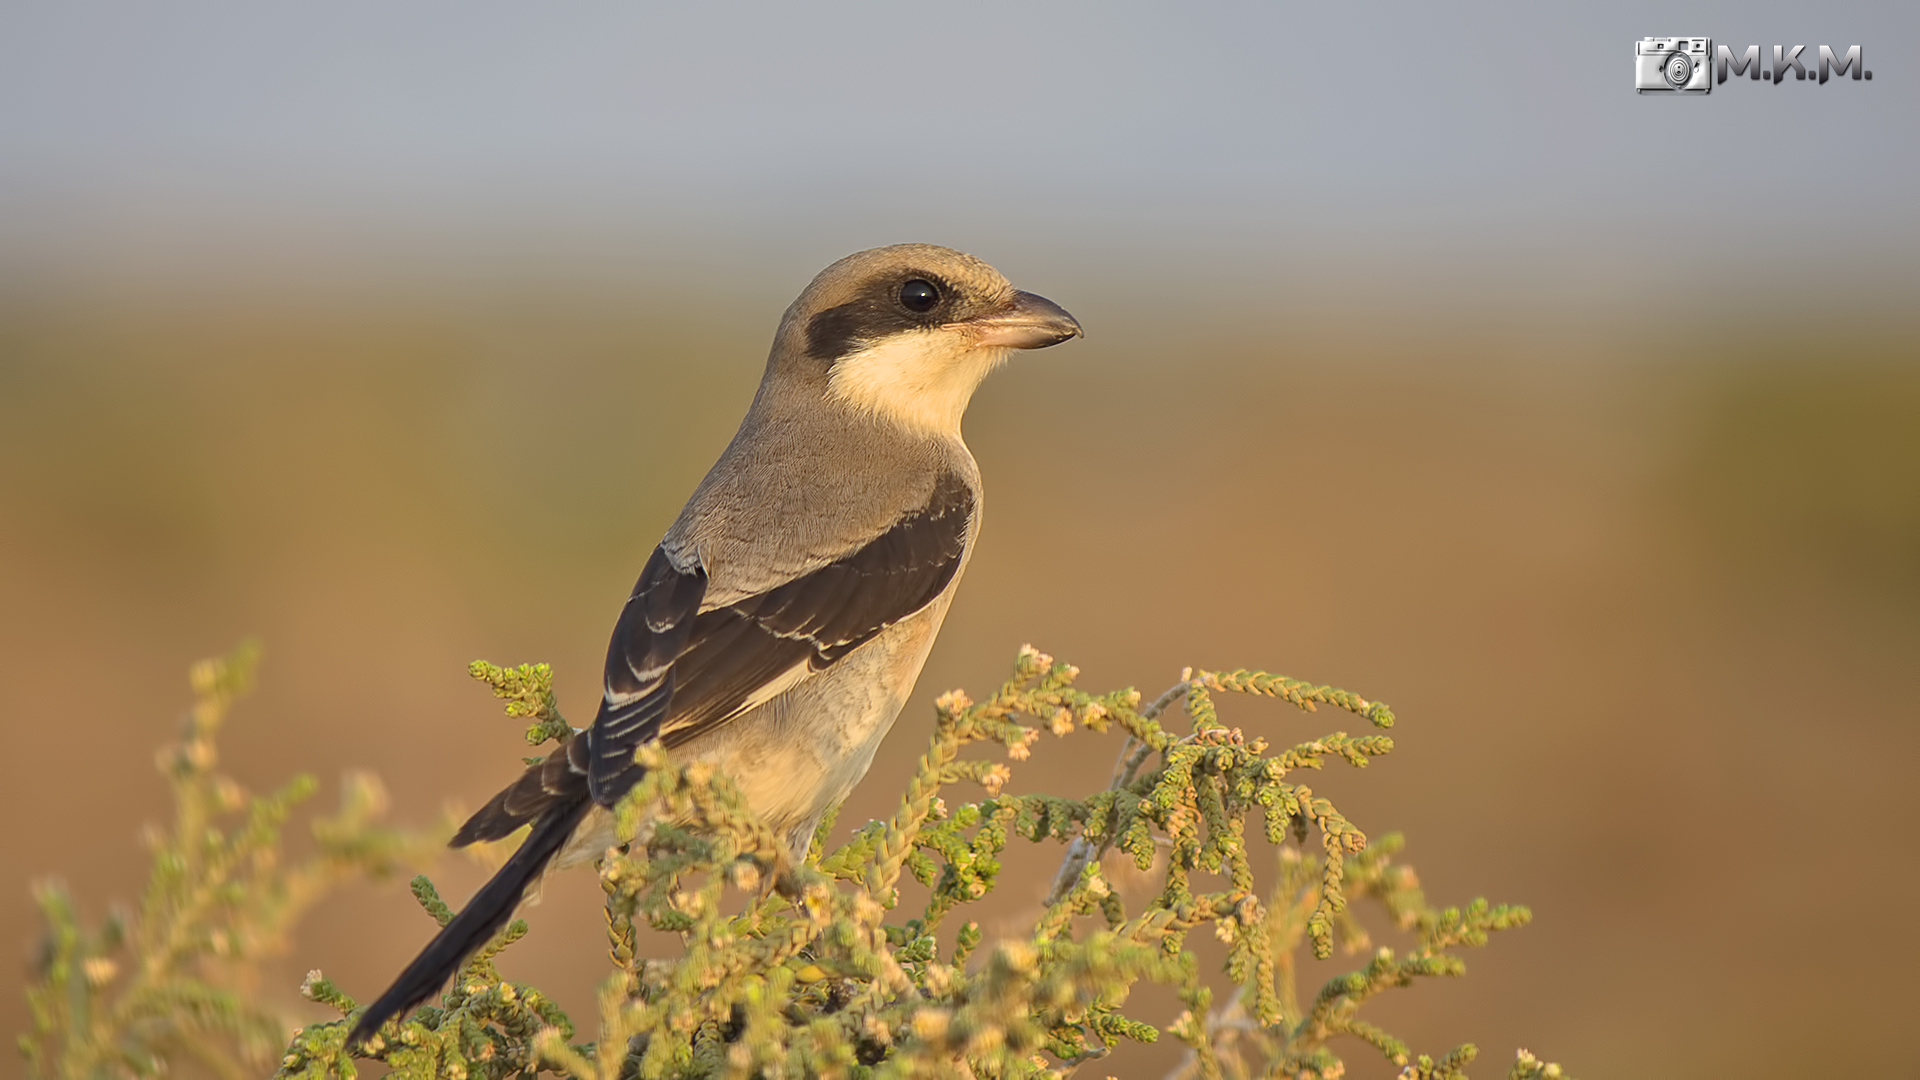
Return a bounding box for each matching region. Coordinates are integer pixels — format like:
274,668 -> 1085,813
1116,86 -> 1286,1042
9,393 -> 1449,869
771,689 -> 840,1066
824,331 -> 1010,437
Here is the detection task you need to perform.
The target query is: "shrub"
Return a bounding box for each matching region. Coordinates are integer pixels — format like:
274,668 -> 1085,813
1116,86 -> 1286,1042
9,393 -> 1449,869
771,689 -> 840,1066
22,644 -> 1572,1080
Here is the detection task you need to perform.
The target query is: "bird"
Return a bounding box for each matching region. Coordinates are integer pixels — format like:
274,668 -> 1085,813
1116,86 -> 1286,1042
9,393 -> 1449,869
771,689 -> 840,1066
347,243 -> 1082,1046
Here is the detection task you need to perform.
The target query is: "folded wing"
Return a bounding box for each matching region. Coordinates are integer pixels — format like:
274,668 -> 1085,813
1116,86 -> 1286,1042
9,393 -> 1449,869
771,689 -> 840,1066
591,467 -> 974,803
453,468 -> 975,842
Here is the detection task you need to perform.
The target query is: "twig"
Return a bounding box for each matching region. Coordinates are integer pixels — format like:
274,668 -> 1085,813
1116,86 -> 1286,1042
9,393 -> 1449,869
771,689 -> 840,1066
1045,680 -> 1191,905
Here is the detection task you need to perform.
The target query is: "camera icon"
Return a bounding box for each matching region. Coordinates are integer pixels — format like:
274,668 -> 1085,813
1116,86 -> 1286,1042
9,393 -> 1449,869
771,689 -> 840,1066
1636,37 -> 1712,93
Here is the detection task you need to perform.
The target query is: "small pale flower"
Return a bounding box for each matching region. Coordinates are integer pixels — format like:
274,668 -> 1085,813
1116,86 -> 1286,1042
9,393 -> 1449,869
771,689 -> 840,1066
911,1007 -> 951,1041
731,860 -> 762,893
981,763 -> 1012,795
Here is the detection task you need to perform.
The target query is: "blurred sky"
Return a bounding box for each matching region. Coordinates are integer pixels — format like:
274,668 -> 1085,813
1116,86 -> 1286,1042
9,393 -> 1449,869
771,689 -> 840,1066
4,1 -> 1917,324
3,4 -> 1918,1080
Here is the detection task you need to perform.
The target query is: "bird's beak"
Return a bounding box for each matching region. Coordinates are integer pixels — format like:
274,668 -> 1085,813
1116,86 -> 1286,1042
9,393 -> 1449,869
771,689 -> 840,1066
951,290 -> 1083,350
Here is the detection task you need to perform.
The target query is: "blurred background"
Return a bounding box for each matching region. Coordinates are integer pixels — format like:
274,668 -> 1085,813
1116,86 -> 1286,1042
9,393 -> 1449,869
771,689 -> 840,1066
3,2 -> 1916,1076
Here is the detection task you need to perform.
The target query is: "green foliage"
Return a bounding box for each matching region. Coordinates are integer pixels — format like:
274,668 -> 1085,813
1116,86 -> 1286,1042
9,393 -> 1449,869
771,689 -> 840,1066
18,642 -> 441,1080
20,644 -> 1574,1080
468,660 -> 573,752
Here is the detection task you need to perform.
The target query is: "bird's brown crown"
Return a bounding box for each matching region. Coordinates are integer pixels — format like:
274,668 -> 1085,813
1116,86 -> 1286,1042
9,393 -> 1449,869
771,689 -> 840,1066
786,244 -> 1017,364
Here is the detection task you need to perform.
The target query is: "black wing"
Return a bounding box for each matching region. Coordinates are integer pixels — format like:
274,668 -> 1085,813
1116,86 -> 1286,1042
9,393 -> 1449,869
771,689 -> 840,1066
586,469 -> 974,806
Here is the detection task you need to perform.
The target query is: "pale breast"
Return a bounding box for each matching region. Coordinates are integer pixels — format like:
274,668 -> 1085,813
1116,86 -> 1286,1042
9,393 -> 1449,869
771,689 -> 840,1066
558,529 -> 971,868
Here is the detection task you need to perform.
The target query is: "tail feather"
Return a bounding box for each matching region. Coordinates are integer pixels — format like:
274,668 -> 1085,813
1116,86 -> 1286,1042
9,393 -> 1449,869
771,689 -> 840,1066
348,795 -> 591,1048
452,735 -> 591,847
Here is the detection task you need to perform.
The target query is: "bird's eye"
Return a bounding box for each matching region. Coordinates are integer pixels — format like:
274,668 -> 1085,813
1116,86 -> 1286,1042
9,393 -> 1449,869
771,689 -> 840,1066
899,279 -> 940,313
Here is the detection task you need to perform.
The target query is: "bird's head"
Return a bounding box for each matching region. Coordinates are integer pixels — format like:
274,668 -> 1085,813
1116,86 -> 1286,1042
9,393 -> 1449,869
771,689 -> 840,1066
769,243 -> 1082,437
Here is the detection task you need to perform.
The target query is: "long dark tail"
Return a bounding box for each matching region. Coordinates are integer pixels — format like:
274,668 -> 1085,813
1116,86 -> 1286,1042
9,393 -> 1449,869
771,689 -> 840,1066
348,792 -> 591,1047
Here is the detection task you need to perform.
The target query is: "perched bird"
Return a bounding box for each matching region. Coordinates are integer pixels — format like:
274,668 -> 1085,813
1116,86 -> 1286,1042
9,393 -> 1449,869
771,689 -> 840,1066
348,243 -> 1081,1045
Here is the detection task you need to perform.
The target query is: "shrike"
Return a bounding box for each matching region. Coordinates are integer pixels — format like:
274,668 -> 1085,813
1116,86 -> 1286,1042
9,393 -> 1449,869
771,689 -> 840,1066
349,244 -> 1081,1045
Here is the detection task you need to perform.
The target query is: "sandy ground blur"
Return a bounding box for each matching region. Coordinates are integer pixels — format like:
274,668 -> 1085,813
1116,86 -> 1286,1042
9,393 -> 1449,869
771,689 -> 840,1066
2,287 -> 1916,1078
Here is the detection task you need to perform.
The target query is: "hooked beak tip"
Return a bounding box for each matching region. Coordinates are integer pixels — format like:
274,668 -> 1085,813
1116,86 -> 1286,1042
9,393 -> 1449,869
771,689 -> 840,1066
954,290 -> 1082,350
